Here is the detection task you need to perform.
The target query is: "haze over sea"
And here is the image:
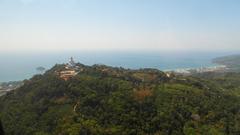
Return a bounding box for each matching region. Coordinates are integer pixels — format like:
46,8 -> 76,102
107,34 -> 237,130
0,51 -> 238,82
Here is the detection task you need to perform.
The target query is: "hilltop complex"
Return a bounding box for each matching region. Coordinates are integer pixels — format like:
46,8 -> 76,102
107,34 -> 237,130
57,57 -> 80,81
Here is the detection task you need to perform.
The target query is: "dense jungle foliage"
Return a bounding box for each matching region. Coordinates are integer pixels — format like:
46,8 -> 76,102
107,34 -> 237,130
0,63 -> 240,135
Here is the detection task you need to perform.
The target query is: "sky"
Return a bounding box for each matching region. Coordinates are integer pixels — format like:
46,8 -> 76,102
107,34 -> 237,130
0,0 -> 240,52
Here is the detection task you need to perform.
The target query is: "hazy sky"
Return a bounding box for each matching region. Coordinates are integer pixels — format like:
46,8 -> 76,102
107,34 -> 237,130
0,0 -> 240,52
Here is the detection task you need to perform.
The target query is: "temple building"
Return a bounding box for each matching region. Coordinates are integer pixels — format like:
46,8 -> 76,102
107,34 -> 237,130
60,70 -> 78,81
59,57 -> 79,81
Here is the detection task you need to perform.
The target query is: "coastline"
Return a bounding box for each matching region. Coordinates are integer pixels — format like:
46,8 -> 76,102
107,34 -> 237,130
165,64 -> 228,75
0,81 -> 23,97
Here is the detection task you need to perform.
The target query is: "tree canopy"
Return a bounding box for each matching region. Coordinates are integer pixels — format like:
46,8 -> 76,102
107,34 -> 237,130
1,64 -> 240,135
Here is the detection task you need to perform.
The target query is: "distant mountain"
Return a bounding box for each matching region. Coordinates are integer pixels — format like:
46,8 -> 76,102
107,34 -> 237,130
213,54 -> 240,72
0,63 -> 240,135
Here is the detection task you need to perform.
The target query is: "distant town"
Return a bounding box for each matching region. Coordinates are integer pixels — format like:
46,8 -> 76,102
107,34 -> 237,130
168,65 -> 227,75
0,81 -> 23,96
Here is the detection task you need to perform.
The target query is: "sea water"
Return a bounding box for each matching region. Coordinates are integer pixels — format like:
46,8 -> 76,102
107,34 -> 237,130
0,51 -> 237,82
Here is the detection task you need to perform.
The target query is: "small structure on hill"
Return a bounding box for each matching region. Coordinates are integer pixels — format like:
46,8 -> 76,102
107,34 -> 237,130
191,114 -> 201,121
59,57 -> 79,81
60,70 -> 78,81
68,57 -> 76,68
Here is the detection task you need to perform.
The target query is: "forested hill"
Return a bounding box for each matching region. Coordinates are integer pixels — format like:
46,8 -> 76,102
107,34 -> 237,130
1,63 -> 240,135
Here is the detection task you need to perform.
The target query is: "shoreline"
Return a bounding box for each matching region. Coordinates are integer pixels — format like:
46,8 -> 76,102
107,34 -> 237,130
165,64 -> 228,75
0,81 -> 24,96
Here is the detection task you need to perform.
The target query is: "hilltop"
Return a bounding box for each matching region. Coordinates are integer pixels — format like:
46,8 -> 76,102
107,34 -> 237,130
0,63 -> 240,135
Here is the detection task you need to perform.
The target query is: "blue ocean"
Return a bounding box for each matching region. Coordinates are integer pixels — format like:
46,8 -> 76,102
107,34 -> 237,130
0,51 -> 237,82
